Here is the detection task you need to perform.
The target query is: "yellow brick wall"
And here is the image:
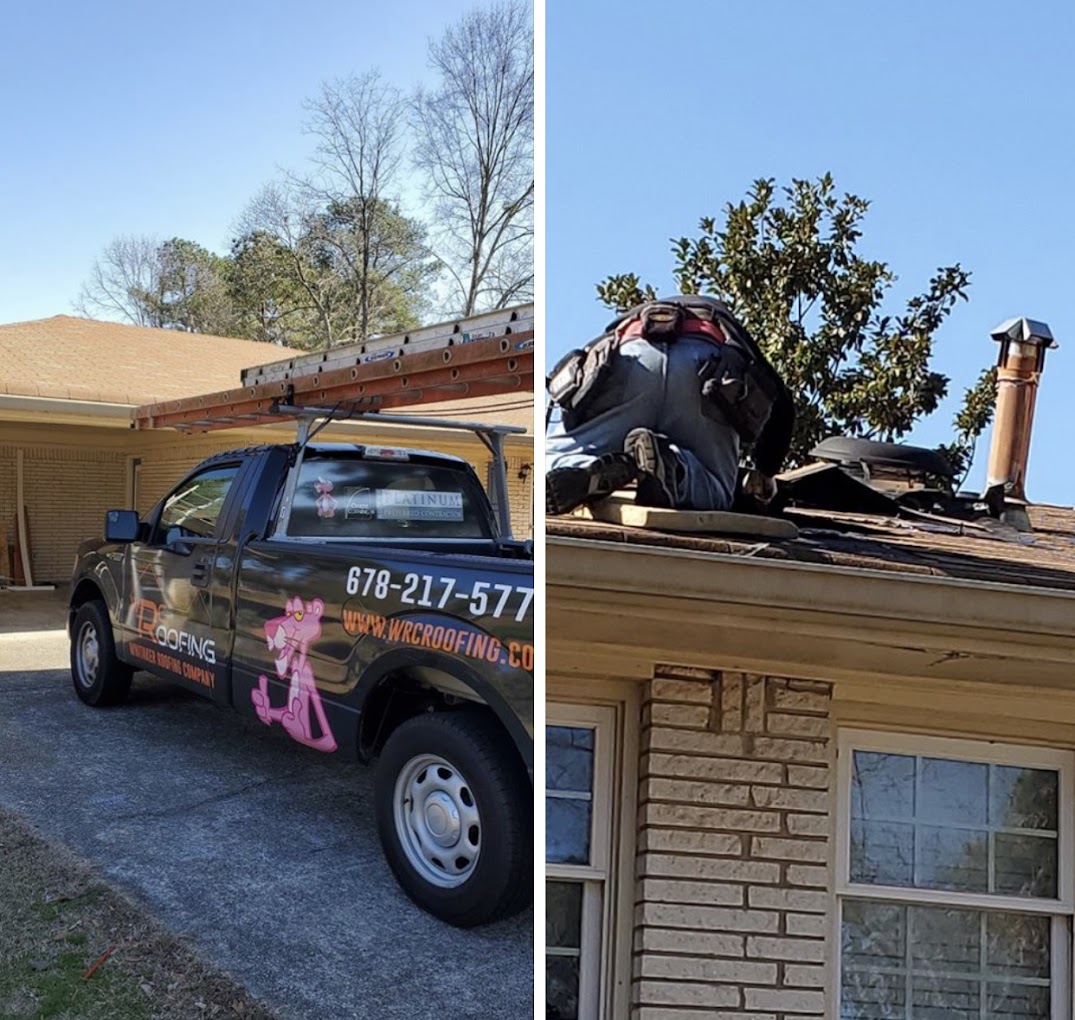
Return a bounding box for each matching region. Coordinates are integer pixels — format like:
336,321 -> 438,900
0,446 -> 16,581
2,422 -> 533,584
493,454 -> 536,539
2,444 -> 128,584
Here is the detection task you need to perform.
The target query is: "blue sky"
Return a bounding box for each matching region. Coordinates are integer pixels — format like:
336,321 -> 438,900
546,1 -> 1075,504
0,0 -> 474,324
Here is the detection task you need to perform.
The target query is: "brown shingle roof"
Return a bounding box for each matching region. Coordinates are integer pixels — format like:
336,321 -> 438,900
547,503 -> 1075,592
0,315 -> 535,431
0,315 -> 281,406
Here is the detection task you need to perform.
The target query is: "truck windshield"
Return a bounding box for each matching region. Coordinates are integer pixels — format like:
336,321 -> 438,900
286,455 -> 495,540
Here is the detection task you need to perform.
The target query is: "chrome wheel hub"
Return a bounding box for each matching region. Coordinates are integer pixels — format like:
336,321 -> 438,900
394,754 -> 480,888
76,621 -> 100,689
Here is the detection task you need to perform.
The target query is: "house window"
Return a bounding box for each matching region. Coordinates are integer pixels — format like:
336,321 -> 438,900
837,730 -> 1073,1019
546,703 -> 618,1020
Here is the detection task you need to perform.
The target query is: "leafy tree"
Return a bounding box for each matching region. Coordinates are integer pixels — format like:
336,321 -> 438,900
150,238 -> 238,334
226,229 -> 313,344
597,175 -> 997,480
413,0 -> 534,315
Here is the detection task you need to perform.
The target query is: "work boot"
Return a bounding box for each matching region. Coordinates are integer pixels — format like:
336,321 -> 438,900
546,454 -> 636,516
625,428 -> 683,509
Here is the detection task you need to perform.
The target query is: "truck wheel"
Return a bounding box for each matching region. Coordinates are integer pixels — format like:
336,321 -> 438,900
375,710 -> 532,928
71,601 -> 133,707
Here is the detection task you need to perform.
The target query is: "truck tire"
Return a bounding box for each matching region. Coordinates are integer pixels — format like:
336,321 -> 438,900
71,601 -> 133,707
374,710 -> 532,927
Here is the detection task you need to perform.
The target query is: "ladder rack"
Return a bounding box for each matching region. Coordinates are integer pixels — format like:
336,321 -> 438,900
132,304 -> 535,434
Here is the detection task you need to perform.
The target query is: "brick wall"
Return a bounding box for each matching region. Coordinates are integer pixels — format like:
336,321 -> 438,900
491,454 -> 535,539
634,668 -> 833,1020
0,445 -> 16,580
14,445 -> 127,583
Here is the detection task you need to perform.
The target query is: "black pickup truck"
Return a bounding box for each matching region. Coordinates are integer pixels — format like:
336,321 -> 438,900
68,433 -> 533,927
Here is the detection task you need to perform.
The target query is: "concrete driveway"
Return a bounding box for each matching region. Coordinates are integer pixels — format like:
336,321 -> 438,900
0,593 -> 533,1020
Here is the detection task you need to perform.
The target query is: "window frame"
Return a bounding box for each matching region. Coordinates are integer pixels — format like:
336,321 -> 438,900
834,728 -> 1074,1020
546,696 -> 636,1020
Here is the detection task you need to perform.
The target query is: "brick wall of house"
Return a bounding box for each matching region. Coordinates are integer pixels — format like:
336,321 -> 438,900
0,445 -> 17,580
491,454 -> 535,539
15,444 -> 127,583
633,668 -> 834,1020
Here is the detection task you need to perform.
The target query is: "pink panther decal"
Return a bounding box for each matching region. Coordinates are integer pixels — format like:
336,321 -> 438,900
314,478 -> 338,518
251,596 -> 338,752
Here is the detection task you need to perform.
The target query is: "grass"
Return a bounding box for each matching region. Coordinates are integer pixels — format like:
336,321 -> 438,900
0,808 -> 279,1020
0,949 -> 149,1020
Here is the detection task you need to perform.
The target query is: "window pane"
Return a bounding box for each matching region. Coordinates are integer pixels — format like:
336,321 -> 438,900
546,881 -> 583,949
910,974 -> 978,1019
986,914 -> 1051,979
546,799 -> 591,865
849,749 -> 1061,900
986,982 -> 1050,1019
916,826 -> 987,893
994,834 -> 1058,898
909,906 -> 979,971
991,767 -> 1059,831
841,969 -> 906,1019
852,750 -> 915,820
850,819 -> 914,886
842,899 -> 905,970
841,902 -> 1052,1020
919,758 -> 987,825
286,456 -> 494,539
547,726 -> 594,793
546,955 -> 580,1020
160,466 -> 238,539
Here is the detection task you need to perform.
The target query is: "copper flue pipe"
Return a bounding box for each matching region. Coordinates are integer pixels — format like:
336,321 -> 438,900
985,318 -> 1056,502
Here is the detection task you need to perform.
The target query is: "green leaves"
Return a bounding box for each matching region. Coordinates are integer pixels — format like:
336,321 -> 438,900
595,174 -> 991,469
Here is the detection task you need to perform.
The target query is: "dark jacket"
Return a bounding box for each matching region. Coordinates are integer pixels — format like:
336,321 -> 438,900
607,294 -> 796,477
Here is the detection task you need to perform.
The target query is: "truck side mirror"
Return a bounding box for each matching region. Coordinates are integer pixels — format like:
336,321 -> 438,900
104,510 -> 140,543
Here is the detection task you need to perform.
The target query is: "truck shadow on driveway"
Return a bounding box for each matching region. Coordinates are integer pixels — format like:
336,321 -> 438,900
0,668 -> 533,1020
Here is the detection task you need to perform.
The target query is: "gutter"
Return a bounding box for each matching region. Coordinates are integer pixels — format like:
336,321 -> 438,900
0,394 -> 133,421
0,393 -> 533,450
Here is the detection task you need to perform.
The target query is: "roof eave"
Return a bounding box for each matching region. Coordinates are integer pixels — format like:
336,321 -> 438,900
547,535 -> 1075,692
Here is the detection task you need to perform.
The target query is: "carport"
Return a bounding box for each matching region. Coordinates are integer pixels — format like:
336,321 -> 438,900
0,312 -> 535,587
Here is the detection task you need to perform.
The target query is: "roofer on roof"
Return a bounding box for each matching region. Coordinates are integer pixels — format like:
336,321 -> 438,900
545,294 -> 796,515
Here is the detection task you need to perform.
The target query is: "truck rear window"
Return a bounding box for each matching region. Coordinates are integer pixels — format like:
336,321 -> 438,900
285,456 -> 495,539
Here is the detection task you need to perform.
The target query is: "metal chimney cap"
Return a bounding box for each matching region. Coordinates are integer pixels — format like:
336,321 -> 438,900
990,317 -> 1056,348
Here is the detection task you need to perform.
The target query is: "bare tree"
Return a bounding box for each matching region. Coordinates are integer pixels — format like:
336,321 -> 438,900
301,71 -> 416,342
413,1 -> 534,315
75,234 -> 163,325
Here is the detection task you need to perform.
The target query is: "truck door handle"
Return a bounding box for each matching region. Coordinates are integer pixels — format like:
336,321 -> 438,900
191,556 -> 213,588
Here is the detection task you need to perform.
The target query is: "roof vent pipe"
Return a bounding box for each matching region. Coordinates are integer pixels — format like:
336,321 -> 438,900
985,317 -> 1055,517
